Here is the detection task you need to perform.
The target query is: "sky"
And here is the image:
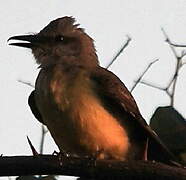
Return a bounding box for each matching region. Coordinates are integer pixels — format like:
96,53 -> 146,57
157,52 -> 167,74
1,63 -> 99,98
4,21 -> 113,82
0,0 -> 186,179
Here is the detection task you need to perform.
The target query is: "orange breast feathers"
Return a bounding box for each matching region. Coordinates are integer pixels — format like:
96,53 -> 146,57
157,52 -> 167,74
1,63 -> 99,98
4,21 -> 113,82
47,71 -> 131,160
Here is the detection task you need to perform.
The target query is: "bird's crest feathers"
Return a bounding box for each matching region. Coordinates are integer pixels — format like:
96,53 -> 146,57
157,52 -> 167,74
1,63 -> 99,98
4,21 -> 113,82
39,16 -> 85,37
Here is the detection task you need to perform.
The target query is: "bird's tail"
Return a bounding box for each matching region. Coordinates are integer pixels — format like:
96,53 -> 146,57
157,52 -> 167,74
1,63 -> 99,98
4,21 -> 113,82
146,126 -> 182,166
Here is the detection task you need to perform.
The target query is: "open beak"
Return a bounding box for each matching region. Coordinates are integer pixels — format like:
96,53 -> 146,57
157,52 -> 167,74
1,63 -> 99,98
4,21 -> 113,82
8,35 -> 38,48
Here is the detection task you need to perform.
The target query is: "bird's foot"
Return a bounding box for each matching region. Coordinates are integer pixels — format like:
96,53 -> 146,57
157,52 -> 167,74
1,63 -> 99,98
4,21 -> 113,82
86,149 -> 105,167
52,150 -> 71,158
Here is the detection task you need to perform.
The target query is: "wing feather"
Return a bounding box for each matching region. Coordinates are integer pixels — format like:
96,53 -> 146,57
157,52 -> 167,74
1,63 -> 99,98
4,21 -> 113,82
91,67 -> 180,165
28,90 -> 45,125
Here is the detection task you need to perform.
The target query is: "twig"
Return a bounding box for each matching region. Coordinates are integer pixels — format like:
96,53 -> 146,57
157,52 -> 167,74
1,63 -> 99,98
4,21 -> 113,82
18,79 -> 34,88
170,64 -> 179,106
40,125 -> 48,154
139,81 -> 172,97
161,28 -> 178,60
168,42 -> 186,48
27,136 -> 39,156
106,36 -> 131,69
162,29 -> 183,106
138,81 -> 166,91
139,29 -> 185,107
130,59 -> 159,92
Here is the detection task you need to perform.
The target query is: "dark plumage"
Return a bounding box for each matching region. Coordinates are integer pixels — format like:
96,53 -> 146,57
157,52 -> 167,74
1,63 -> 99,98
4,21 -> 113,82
9,17 -> 179,165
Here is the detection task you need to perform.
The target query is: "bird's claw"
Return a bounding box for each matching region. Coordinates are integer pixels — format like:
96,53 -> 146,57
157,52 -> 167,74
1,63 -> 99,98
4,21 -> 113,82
52,150 -> 77,166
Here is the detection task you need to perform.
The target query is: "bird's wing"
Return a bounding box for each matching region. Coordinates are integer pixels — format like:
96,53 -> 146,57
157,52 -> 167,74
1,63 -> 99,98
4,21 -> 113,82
91,67 -> 179,165
28,90 -> 45,125
91,67 -> 147,125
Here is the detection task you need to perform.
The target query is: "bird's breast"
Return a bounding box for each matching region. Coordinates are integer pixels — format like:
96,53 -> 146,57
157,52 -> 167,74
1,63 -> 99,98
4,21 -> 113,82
36,68 -> 130,160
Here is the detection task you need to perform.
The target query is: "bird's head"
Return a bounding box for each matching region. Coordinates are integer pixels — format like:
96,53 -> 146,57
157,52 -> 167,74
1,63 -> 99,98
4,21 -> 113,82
8,17 -> 98,66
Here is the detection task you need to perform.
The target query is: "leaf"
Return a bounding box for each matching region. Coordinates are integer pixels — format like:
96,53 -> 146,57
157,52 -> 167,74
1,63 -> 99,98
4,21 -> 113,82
150,106 -> 186,163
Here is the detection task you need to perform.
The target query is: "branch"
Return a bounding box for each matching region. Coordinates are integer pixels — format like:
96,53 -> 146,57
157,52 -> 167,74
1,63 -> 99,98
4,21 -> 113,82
130,59 -> 159,92
0,155 -> 186,180
106,36 -> 131,69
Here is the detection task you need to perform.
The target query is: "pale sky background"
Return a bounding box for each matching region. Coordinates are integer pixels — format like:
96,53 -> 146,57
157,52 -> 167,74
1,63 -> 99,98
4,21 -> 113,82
0,0 -> 186,179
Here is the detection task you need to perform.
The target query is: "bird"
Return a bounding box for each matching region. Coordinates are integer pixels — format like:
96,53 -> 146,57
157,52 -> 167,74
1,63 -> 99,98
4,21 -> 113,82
8,16 -> 179,164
